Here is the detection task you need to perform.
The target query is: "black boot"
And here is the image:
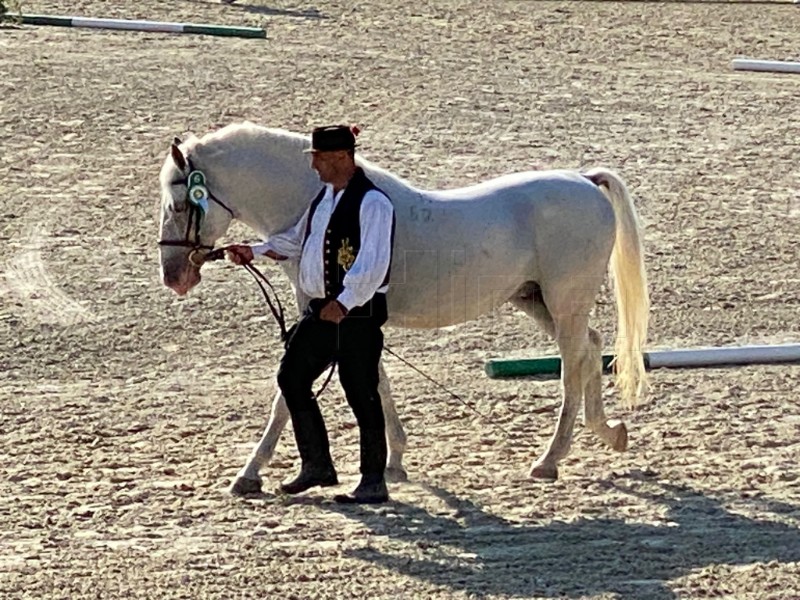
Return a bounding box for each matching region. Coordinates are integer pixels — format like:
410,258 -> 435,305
280,408 -> 338,495
333,427 -> 389,504
333,473 -> 388,504
280,464 -> 338,495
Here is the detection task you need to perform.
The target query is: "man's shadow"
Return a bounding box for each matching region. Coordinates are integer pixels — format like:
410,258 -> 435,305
323,479 -> 800,599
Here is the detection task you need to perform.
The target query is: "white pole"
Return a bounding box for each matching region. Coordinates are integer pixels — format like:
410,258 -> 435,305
732,59 -> 800,74
485,343 -> 800,378
71,17 -> 186,34
646,344 -> 800,369
16,14 -> 266,38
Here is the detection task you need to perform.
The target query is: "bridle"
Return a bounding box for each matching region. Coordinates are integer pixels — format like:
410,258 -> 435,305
157,147 -> 289,340
158,156 -> 236,267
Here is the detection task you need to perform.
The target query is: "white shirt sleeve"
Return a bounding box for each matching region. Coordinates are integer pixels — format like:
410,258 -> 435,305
250,206 -> 310,260
337,190 -> 394,311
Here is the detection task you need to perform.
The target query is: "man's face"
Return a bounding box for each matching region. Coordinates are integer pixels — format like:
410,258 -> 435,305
310,150 -> 348,183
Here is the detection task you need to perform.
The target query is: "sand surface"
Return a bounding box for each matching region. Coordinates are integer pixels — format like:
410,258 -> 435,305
2,1 -> 799,598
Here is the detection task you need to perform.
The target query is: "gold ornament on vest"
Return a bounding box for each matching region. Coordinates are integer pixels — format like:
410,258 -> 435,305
337,238 -> 356,271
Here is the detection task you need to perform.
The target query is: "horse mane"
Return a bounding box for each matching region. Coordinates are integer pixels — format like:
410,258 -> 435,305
196,122 -> 308,157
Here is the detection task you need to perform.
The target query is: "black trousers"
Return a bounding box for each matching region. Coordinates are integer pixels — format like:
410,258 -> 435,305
276,294 -> 388,477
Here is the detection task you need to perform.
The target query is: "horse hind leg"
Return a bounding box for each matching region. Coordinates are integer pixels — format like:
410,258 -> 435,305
379,360 -> 408,482
583,326 -> 628,452
527,309 -> 590,481
512,281 -> 586,480
514,278 -> 625,477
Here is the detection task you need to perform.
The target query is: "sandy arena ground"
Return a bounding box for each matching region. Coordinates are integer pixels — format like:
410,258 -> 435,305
2,1 -> 800,598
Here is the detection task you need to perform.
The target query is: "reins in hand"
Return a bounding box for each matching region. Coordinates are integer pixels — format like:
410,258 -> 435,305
207,250 -> 336,396
206,249 -> 288,341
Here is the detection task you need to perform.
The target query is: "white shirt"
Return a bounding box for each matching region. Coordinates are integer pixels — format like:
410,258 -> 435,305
251,184 -> 394,311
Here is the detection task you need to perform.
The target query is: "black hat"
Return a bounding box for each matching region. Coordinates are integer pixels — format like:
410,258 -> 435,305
304,124 -> 359,153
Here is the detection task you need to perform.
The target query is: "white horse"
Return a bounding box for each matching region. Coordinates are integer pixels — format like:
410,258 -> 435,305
157,122 -> 649,494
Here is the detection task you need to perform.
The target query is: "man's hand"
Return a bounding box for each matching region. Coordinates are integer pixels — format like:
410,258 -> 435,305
225,245 -> 287,264
225,244 -> 254,265
319,300 -> 348,324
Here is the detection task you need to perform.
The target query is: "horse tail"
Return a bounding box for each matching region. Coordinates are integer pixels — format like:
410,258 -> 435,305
585,167 -> 650,408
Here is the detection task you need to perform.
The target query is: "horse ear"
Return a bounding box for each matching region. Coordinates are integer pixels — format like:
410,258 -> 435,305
170,141 -> 187,172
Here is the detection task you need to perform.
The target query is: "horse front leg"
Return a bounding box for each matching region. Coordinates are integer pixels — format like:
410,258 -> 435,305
379,361 -> 408,482
230,389 -> 290,496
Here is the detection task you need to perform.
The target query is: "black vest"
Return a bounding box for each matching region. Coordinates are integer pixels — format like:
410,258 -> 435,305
303,168 -> 395,304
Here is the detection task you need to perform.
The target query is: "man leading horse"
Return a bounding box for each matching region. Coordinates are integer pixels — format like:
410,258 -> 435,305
225,125 -> 396,504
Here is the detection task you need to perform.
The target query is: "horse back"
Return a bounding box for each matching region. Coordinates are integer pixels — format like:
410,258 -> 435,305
380,169 -> 616,327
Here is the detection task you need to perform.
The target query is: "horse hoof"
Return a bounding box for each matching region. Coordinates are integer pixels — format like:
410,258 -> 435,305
230,476 -> 262,496
609,420 -> 628,452
529,461 -> 558,481
385,466 -> 408,483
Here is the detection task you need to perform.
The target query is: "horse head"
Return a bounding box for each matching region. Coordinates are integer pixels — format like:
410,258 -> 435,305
157,123 -> 358,296
157,136 -> 235,295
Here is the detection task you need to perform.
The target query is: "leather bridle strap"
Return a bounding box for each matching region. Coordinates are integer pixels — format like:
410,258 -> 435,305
204,251 -> 288,341
204,251 -> 336,397
242,261 -> 289,342
158,202 -> 215,251
157,156 -> 236,260
181,156 -> 237,219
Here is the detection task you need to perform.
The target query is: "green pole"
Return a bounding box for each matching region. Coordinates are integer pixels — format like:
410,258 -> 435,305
485,354 -> 620,378
184,23 -> 266,39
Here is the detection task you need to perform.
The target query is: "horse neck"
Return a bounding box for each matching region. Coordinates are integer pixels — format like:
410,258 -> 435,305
195,130 -> 322,238
235,163 -> 322,238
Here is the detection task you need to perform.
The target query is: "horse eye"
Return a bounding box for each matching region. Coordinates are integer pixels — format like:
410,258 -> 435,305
168,183 -> 189,213
171,199 -> 189,214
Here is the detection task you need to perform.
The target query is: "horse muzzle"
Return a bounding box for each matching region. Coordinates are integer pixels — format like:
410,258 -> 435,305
160,257 -> 202,296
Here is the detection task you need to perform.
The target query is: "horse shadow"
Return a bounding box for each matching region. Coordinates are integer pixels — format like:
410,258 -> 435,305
323,479 -> 800,599
218,2 -> 327,19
